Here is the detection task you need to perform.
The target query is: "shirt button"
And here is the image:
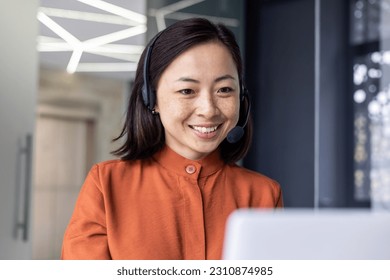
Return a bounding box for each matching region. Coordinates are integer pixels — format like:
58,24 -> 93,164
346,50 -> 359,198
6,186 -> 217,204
185,165 -> 196,174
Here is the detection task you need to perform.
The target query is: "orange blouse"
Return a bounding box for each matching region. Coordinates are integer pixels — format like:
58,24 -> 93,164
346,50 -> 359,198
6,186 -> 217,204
61,146 -> 283,260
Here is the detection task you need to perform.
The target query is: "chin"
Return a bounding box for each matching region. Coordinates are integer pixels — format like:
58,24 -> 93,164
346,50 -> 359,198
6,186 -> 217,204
194,145 -> 219,155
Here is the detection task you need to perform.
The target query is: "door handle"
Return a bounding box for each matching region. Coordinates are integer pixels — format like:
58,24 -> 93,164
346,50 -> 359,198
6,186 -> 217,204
13,134 -> 33,242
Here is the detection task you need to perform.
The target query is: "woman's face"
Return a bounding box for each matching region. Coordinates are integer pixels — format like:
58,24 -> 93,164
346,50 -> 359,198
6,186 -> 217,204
155,41 -> 240,160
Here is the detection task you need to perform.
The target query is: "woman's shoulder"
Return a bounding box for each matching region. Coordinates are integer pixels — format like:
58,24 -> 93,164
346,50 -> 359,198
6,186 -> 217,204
225,164 -> 283,206
83,158 -> 154,192
88,158 -> 152,176
226,163 -> 280,188
94,159 -> 129,169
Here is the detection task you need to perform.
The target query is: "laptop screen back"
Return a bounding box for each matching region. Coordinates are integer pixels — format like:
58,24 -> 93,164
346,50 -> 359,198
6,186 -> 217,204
222,209 -> 390,260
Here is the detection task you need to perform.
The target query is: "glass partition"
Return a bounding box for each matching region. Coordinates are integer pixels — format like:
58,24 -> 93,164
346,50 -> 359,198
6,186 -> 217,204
351,0 -> 390,209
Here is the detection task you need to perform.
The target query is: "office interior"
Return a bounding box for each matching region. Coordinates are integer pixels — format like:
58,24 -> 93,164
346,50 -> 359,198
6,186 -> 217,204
1,0 -> 389,259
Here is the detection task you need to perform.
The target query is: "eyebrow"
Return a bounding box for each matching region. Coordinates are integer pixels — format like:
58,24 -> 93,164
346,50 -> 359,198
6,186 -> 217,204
214,74 -> 236,83
175,74 -> 237,84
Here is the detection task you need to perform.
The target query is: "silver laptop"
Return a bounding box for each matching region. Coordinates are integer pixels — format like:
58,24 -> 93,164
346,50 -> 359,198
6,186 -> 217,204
222,208 -> 390,260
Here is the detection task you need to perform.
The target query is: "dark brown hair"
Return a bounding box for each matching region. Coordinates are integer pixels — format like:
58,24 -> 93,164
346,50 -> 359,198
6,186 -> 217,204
112,18 -> 252,163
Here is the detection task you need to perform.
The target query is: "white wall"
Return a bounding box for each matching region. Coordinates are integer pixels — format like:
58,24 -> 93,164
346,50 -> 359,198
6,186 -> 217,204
0,0 -> 39,259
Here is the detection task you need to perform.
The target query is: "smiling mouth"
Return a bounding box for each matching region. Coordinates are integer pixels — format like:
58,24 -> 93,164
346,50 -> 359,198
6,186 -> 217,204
189,125 -> 220,134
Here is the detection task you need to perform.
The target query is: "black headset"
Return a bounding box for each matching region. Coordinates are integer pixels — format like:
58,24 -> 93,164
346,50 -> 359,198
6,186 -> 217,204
141,32 -> 163,111
141,32 -> 251,144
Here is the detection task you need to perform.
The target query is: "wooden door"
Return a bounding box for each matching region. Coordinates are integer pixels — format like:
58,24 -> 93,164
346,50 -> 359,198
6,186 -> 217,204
32,113 -> 94,259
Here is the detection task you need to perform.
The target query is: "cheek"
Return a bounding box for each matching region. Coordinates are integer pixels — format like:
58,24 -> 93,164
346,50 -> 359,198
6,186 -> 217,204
156,92 -> 172,113
223,100 -> 240,124
157,98 -> 190,123
235,103 -> 241,120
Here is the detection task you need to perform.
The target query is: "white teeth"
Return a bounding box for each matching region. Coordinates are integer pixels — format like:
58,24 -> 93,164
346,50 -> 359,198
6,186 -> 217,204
192,125 -> 218,133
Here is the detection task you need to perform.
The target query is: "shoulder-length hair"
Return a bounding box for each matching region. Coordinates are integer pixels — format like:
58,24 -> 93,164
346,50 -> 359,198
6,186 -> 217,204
112,18 -> 252,163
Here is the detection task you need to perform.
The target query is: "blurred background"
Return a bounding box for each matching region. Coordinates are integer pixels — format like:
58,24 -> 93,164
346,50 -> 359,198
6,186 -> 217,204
1,0 -> 389,259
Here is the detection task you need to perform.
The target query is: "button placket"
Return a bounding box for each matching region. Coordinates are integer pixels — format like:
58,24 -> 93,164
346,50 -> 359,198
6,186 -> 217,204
180,164 -> 206,259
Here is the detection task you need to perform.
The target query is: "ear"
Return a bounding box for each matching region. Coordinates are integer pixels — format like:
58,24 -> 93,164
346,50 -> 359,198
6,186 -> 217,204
153,100 -> 159,113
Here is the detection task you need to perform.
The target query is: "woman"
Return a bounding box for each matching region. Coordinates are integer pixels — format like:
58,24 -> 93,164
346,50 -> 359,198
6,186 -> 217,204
61,18 -> 283,260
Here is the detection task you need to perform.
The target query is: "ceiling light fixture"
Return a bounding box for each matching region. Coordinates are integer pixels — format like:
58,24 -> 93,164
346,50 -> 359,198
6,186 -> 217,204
38,1 -> 147,75
83,25 -> 146,48
67,49 -> 83,73
77,0 -> 146,24
37,11 -> 80,47
37,37 -> 73,52
39,7 -> 140,26
76,62 -> 138,72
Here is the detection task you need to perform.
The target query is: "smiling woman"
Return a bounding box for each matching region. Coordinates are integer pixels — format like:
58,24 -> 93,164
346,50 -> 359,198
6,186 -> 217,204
61,18 -> 283,260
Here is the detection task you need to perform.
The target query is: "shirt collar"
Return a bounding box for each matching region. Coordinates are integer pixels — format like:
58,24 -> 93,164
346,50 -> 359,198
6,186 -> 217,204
152,145 -> 225,179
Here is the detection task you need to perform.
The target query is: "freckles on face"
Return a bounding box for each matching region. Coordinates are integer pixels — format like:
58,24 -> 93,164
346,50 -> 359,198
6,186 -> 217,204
155,41 -> 240,160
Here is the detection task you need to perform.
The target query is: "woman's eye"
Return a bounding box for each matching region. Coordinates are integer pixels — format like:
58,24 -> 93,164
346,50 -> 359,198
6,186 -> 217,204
178,89 -> 194,95
218,87 -> 233,93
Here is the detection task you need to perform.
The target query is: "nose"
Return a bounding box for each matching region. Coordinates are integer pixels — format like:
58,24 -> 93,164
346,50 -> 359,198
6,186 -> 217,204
195,91 -> 219,118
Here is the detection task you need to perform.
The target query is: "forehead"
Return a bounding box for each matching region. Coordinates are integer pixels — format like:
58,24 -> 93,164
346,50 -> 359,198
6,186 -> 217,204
160,41 -> 239,80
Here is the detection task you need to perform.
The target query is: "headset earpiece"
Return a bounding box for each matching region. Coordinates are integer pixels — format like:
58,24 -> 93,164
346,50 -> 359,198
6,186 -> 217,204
141,45 -> 153,109
142,32 -> 163,111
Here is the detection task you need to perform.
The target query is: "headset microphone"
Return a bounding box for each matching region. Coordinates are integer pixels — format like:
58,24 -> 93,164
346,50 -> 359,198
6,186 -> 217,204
227,126 -> 245,144
226,87 -> 251,144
